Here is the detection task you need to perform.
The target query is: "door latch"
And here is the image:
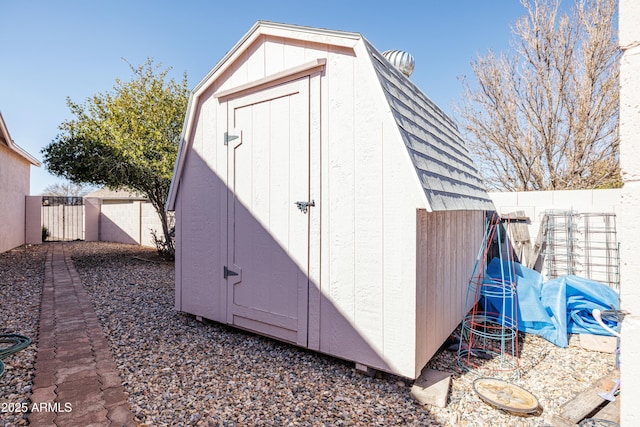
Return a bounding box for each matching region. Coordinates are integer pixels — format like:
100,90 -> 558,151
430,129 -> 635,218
294,200 -> 315,214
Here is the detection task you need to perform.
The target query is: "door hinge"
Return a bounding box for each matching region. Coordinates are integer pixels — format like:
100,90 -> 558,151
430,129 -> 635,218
224,132 -> 239,146
224,265 -> 239,279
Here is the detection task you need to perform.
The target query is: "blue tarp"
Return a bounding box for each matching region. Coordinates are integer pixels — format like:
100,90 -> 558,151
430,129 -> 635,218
483,258 -> 620,347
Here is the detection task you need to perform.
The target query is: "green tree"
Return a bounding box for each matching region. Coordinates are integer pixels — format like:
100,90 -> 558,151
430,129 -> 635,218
42,58 -> 189,258
457,0 -> 620,191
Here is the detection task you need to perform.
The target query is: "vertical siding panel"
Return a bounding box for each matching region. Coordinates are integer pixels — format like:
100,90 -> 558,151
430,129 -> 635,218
318,50 -> 331,352
321,51 -> 356,354
353,55 -> 384,359
175,192 -> 182,312
234,107 -> 252,206
303,41 -> 329,62
434,212 -> 444,340
229,50 -> 249,88
425,211 -> 438,370
178,104 -> 225,321
447,212 -> 456,325
454,211 -> 464,320
414,209 -> 487,376
283,39 -> 306,69
467,211 -> 485,308
251,101 -> 270,225
453,211 -> 463,321
457,211 -> 466,317
269,97 -> 289,248
246,40 -> 266,87
264,38 -> 284,76
461,211 -> 471,314
288,80 -> 311,347
448,211 -> 462,331
472,211 -> 481,305
202,97 -> 217,184
380,136 -> 420,376
217,97 -> 229,323
465,211 -> 476,315
443,211 -> 452,338
415,210 -> 428,368
307,72 -> 322,351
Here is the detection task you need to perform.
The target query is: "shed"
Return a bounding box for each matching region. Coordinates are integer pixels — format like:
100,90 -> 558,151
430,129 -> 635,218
0,111 -> 40,253
167,21 -> 495,379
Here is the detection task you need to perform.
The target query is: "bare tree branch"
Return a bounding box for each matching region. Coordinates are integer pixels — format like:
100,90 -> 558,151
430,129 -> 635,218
457,0 -> 621,190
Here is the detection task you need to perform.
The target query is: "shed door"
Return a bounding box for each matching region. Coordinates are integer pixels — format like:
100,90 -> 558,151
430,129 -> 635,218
226,77 -> 310,346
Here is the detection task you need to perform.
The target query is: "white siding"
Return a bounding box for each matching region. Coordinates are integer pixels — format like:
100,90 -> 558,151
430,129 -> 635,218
314,41 -> 428,377
171,24 -> 488,379
415,210 -> 484,377
174,102 -> 226,321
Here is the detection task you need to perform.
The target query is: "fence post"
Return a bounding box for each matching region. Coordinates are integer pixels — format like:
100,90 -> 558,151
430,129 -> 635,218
84,197 -> 102,242
25,196 -> 42,244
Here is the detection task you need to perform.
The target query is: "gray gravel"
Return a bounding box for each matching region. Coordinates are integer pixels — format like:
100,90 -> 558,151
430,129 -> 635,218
0,242 -> 617,426
0,244 -> 46,427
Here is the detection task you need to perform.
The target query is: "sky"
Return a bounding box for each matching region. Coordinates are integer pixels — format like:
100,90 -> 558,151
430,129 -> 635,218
1,0 -> 531,195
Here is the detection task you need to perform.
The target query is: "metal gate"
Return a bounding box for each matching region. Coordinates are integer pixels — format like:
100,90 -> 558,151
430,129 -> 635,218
41,196 -> 84,242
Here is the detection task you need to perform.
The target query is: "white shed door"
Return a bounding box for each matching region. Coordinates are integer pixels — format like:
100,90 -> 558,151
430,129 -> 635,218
226,77 -> 310,346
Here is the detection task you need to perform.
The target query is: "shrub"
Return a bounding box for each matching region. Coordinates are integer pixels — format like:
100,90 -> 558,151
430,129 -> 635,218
151,228 -> 175,261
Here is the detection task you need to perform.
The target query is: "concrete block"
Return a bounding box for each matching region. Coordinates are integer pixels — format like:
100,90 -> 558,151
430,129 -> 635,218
579,334 -> 618,354
620,316 -> 640,427
488,191 -> 518,207
521,190 -> 553,209
552,189 -> 592,210
620,53 -> 640,181
410,368 -> 452,408
620,0 -> 640,48
355,363 -> 377,377
590,189 -> 622,213
619,182 -> 640,308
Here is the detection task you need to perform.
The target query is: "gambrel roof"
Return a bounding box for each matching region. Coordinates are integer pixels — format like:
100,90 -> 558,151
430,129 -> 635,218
365,41 -> 494,211
167,21 -> 494,212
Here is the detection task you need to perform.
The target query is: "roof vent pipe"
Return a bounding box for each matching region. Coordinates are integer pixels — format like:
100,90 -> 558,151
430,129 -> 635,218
382,50 -> 415,78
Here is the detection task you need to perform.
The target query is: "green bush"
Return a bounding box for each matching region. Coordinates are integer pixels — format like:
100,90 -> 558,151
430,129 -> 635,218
150,229 -> 175,261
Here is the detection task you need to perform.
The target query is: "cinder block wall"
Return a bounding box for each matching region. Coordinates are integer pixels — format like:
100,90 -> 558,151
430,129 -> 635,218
489,189 -> 621,246
98,201 -> 164,247
140,202 -> 163,247
22,197 -> 164,248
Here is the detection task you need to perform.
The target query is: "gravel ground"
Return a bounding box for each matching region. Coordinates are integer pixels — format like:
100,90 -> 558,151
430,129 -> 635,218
0,244 -> 46,427
0,242 -> 617,426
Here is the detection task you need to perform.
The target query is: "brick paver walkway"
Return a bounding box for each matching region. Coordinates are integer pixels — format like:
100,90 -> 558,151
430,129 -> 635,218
29,243 -> 136,427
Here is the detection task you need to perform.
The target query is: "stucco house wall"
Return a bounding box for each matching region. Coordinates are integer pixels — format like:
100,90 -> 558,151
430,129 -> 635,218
0,112 -> 40,253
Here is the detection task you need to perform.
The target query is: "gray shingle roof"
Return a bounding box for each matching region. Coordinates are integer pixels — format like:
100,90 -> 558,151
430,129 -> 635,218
365,40 -> 495,211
